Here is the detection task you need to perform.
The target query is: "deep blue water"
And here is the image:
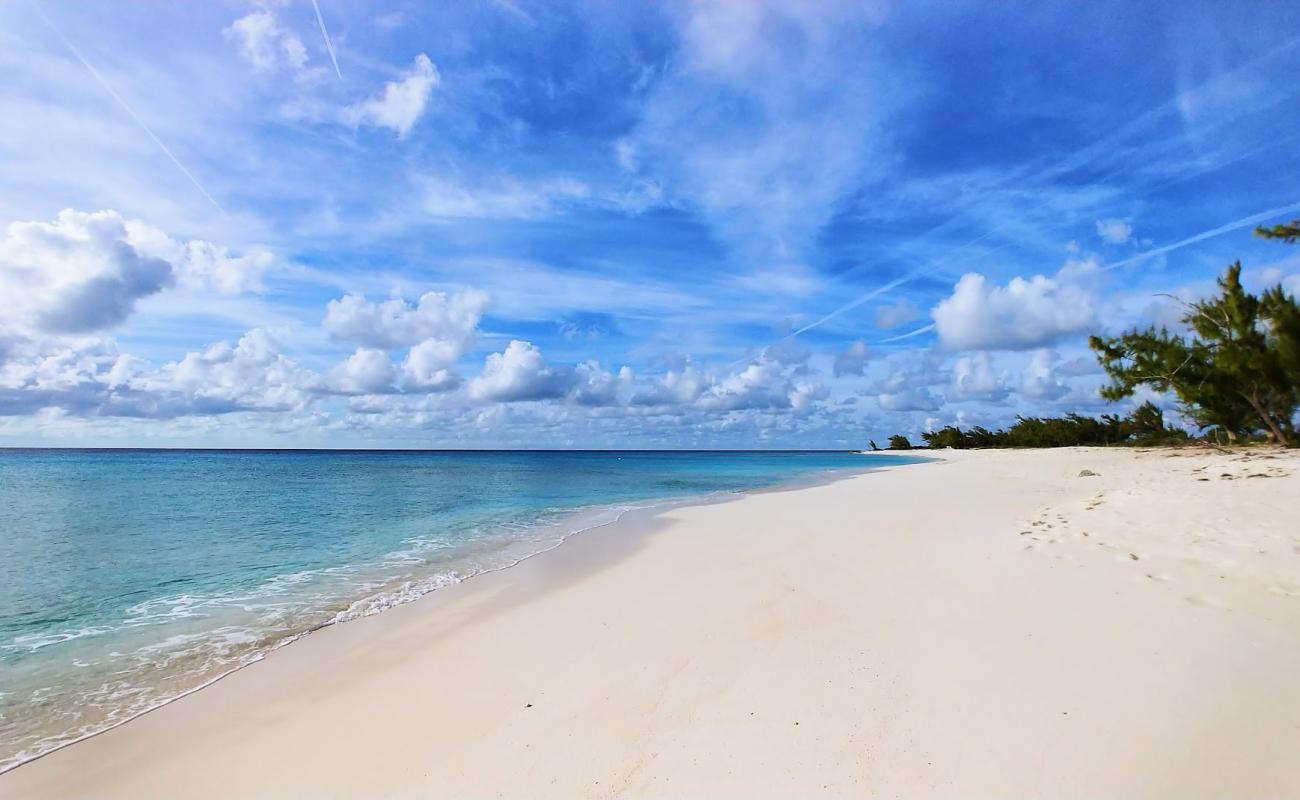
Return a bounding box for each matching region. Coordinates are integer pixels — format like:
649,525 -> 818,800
0,449 -> 919,770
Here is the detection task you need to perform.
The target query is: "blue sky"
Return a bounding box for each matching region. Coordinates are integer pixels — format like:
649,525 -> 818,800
1,0 -> 1299,447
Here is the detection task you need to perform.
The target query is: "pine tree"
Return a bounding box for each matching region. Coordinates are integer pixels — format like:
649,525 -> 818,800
1090,263 -> 1299,445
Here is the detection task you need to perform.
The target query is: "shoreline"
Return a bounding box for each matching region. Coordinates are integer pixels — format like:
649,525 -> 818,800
4,447 -> 1298,798
0,457 -> 903,776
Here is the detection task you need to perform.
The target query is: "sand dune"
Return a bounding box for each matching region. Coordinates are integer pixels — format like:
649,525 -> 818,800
3,447 -> 1298,798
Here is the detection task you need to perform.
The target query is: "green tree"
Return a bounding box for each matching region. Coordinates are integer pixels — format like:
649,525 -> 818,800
1090,263 -> 1298,445
921,426 -> 968,449
887,434 -> 913,450
1129,401 -> 1167,438
1128,400 -> 1189,443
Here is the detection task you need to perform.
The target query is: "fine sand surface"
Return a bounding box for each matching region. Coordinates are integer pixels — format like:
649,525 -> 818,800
3,447 -> 1300,798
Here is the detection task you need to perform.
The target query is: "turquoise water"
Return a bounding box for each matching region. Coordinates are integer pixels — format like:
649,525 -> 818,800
0,449 -> 918,770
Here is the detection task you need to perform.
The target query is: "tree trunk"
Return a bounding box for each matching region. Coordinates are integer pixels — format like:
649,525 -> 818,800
1245,388 -> 1291,446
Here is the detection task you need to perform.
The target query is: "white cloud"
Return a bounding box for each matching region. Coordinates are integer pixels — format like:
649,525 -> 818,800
152,328 -> 315,413
323,289 -> 486,351
948,352 -> 1008,402
347,53 -> 439,138
789,380 -> 828,412
468,340 -> 571,402
633,362 -> 709,406
124,222 -> 276,295
874,300 -> 920,329
568,361 -> 633,407
0,336 -> 133,417
696,358 -> 791,411
224,10 -> 309,72
174,242 -> 274,295
833,340 -> 870,377
1096,218 -> 1133,244
874,352 -> 944,412
325,289 -> 485,393
0,209 -> 173,336
401,339 -> 461,392
1019,349 -> 1070,400
326,348 -> 397,395
931,261 -> 1099,351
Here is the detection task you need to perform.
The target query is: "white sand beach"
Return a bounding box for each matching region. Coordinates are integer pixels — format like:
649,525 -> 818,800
3,447 -> 1299,799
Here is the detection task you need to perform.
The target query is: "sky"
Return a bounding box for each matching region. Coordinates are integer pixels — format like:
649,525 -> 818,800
1,0 -> 1299,448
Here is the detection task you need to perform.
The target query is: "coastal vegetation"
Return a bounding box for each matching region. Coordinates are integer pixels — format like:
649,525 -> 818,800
910,402 -> 1186,450
888,218 -> 1300,449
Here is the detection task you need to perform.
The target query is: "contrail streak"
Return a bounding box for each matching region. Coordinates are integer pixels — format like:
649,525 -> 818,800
1099,200 -> 1300,272
741,198 -> 1300,369
37,8 -> 223,213
310,0 -> 343,80
735,35 -> 1300,366
788,231 -> 1007,339
877,323 -> 934,344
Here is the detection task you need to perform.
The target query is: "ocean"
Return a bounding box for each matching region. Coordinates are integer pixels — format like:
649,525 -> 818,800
0,449 -> 918,771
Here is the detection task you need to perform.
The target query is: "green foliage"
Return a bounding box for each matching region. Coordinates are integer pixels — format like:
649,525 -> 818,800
912,403 -> 1188,450
887,434 -> 913,450
868,439 -> 880,451
1089,262 -> 1299,445
1255,220 -> 1300,244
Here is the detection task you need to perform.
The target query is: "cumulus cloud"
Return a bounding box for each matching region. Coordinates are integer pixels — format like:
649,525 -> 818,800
224,10 -> 309,72
401,339 -> 462,392
948,352 -> 1008,402
324,289 -> 485,350
569,361 -> 634,406
633,362 -> 709,406
0,209 -> 173,336
124,222 -> 276,294
931,261 -> 1099,351
833,340 -> 870,377
1019,349 -> 1069,400
325,289 -> 485,392
151,328 -> 315,414
696,358 -> 794,412
873,352 -> 944,412
789,380 -> 828,412
191,244 -> 275,294
326,348 -> 397,395
468,340 -> 571,402
0,337 -> 136,417
1096,218 -> 1133,245
347,53 -> 439,138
